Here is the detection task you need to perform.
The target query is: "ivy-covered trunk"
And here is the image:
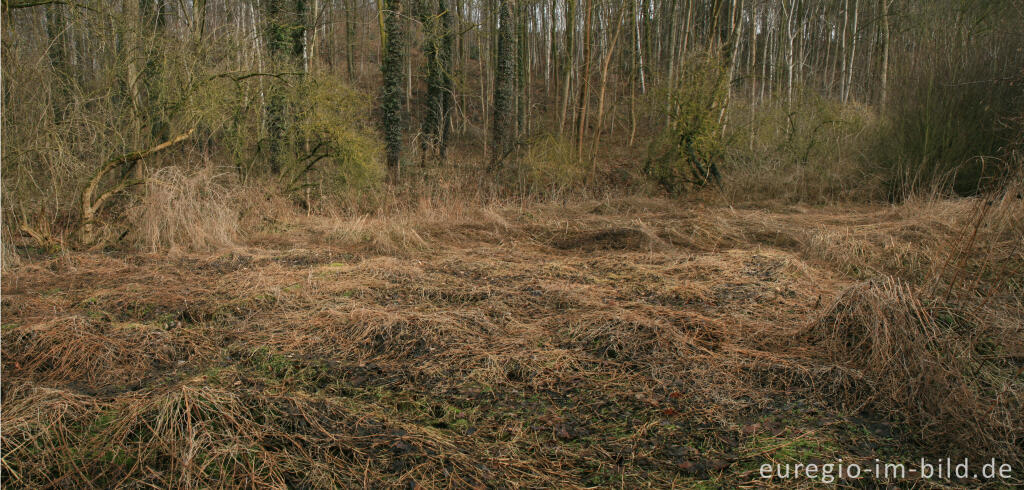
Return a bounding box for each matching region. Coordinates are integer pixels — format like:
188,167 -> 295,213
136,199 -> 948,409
418,0 -> 445,165
491,0 -> 515,169
380,0 -> 407,180
438,0 -> 455,161
263,0 -> 307,175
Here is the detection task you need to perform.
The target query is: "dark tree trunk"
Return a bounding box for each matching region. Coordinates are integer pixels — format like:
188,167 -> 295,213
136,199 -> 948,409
380,0 -> 407,178
491,0 -> 515,168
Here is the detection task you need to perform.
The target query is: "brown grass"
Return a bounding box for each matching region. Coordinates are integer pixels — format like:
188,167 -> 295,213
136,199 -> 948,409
2,190 -> 1022,487
125,166 -> 240,253
803,276 -> 1023,460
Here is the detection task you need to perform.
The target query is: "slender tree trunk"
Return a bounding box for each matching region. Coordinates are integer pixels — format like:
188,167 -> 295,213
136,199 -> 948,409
124,0 -> 142,111
845,0 -> 859,103
840,0 -> 849,102
666,0 -> 679,87
377,0 -> 387,51
749,4 -> 757,150
748,4 -> 756,105
879,0 -> 890,107
575,0 -> 593,158
682,0 -> 692,59
784,0 -> 796,108
308,0 -> 318,72
760,19 -> 769,103
636,0 -> 646,94
46,3 -> 70,122
545,0 -> 554,95
559,0 -> 576,135
345,0 -> 355,80
719,0 -> 744,132
590,2 -> 625,172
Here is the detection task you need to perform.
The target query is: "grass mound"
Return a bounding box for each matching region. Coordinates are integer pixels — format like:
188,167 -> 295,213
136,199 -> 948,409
2,316 -> 204,391
803,276 -> 1024,462
550,226 -> 663,252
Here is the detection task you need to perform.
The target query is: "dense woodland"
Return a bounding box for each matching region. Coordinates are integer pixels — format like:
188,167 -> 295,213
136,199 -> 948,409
1,0 -> 1022,256
4,2 -> 1024,487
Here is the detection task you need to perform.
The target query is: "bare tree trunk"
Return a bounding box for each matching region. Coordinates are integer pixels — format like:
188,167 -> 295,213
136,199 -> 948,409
760,18 -> 769,103
840,0 -> 849,102
824,17 -> 833,94
308,0 -> 319,73
575,0 -> 593,158
879,0 -> 890,107
559,0 -> 576,135
345,0 -> 355,79
590,2 -> 625,172
844,0 -> 859,103
123,0 -> 141,112
749,3 -> 757,149
719,0 -> 744,132
783,0 -> 797,108
636,0 -> 646,94
666,0 -> 679,87
545,0 -> 553,95
682,0 -> 692,59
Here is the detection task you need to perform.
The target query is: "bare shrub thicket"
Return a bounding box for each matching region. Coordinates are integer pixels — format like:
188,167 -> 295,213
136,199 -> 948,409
0,4 -> 381,256
722,95 -> 879,203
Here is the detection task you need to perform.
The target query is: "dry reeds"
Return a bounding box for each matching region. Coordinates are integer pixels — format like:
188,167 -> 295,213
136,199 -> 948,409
126,166 -> 239,253
803,276 -> 1023,461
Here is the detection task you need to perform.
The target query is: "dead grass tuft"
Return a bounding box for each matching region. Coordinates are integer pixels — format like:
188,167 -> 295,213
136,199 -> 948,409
325,215 -> 428,255
550,225 -> 664,252
802,276 -> 1024,461
2,316 -> 206,390
565,309 -> 719,363
126,166 -> 239,253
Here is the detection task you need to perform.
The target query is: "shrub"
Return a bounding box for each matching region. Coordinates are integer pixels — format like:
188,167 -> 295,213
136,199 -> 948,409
517,133 -> 586,192
645,56 -> 727,195
870,3 -> 1024,197
721,94 -> 879,203
286,76 -> 384,197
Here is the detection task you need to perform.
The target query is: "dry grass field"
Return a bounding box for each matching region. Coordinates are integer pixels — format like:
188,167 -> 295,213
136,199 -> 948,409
2,193 -> 1022,487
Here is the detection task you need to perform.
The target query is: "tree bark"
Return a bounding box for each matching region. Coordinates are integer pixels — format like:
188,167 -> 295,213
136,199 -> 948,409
380,0 -> 407,179
844,0 -> 859,103
590,2 -> 625,172
80,129 -> 195,245
575,0 -> 593,158
879,0 -> 890,107
491,0 -> 516,168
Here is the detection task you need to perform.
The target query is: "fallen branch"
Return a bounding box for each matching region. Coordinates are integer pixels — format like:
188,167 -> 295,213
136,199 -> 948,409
208,71 -> 305,83
18,223 -> 63,252
2,0 -> 99,12
285,140 -> 330,192
79,128 -> 194,245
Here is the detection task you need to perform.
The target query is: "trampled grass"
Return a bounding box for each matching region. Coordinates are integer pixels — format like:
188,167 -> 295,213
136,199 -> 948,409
2,195 -> 1021,487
